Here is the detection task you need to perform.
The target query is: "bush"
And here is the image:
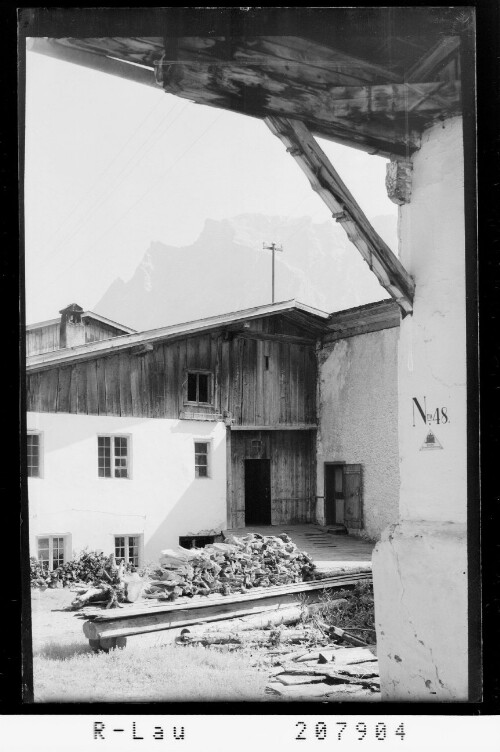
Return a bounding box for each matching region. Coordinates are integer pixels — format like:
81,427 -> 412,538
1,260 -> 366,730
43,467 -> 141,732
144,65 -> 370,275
30,557 -> 50,589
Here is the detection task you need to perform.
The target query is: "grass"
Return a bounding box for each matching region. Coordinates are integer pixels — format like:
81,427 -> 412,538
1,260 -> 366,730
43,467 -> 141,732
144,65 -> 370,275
33,640 -> 270,702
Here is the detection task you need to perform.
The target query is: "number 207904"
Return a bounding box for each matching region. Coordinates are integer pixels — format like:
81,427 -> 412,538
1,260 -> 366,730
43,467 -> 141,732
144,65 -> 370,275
295,721 -> 406,742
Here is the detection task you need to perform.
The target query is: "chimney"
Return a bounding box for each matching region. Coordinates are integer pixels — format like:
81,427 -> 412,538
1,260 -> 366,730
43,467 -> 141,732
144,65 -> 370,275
59,304 -> 85,348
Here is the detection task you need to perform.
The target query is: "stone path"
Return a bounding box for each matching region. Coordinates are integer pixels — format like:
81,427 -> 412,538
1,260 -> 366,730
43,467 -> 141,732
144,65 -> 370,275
225,525 -> 375,573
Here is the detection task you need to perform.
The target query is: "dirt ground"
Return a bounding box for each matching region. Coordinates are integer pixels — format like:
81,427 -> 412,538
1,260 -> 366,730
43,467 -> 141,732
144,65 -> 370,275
31,588 -> 88,651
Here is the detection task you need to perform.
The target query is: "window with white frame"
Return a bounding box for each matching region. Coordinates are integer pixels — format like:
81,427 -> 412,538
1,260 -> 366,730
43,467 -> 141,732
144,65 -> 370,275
27,431 -> 42,477
37,536 -> 66,571
194,441 -> 210,478
186,371 -> 213,405
98,435 -> 130,478
114,535 -> 140,567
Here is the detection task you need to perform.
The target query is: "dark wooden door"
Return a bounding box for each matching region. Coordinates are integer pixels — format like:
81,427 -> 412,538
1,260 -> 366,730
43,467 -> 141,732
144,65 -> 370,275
324,464 -> 344,525
344,464 -> 362,529
245,459 -> 271,525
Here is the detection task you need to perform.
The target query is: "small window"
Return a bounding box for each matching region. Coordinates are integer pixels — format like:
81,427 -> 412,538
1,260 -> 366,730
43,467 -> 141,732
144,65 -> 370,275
98,436 -> 130,478
37,536 -> 66,571
186,371 -> 212,405
114,535 -> 140,567
194,441 -> 210,478
27,432 -> 42,478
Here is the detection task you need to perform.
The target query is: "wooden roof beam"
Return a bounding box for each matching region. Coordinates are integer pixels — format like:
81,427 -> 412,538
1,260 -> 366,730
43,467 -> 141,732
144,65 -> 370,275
155,58 -> 421,158
406,36 -> 461,83
28,38 -> 158,89
266,116 -> 415,314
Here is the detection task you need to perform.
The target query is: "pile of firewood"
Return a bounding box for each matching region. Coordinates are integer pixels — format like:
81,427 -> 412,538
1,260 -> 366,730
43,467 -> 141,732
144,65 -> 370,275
30,550 -> 132,589
144,533 -> 316,600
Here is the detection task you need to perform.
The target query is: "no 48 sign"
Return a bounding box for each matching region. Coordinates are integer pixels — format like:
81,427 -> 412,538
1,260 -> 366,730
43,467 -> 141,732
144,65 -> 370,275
412,397 -> 449,427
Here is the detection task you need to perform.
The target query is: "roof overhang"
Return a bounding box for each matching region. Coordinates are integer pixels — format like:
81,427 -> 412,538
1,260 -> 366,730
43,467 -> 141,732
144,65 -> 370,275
26,300 -> 329,371
27,9 -> 463,158
324,299 -> 400,343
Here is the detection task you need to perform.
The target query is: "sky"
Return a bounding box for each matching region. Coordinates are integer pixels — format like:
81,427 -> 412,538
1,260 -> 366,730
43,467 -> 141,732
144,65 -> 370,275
24,48 -> 397,325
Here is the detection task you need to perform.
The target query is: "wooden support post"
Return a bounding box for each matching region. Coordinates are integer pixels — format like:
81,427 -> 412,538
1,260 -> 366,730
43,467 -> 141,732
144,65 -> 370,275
265,116 -> 415,313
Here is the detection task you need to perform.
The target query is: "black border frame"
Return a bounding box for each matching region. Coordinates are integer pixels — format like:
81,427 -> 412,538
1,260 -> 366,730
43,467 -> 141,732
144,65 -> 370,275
5,2 -> 498,717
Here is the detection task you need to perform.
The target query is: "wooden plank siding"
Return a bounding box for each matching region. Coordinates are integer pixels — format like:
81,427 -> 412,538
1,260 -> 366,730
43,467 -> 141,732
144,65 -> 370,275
230,431 -> 315,526
26,322 -> 317,426
26,323 -> 60,356
26,318 -> 131,357
83,320 -> 130,344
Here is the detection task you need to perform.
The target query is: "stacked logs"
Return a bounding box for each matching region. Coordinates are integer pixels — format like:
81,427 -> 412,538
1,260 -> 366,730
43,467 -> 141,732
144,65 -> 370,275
144,533 -> 316,600
30,551 -> 127,589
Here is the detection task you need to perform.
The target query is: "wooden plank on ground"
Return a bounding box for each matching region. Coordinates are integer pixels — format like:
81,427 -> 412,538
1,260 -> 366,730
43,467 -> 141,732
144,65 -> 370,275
84,597 -> 306,640
85,572 -> 371,623
277,674 -> 326,686
267,682 -> 351,698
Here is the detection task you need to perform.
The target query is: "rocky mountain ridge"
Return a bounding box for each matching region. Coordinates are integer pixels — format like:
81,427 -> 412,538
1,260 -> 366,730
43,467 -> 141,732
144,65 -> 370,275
94,213 -> 396,331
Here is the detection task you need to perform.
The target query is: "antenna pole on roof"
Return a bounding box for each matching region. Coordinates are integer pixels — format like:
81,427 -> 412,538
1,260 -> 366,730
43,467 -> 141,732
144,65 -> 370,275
262,242 -> 283,303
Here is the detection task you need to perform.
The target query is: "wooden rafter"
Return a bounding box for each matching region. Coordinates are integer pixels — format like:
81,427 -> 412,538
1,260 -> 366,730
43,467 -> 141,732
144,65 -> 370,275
406,36 -> 461,83
155,58 -> 421,158
266,116 -> 415,313
32,35 -> 460,158
28,38 -> 159,89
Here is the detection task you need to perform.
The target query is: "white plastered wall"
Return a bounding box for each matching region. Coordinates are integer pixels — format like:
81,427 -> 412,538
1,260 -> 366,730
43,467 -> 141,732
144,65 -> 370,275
316,327 -> 400,539
27,412 -> 227,566
372,116 -> 469,701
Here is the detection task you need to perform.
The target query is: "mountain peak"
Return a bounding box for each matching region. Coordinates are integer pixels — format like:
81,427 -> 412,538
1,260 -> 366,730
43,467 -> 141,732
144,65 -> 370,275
93,213 -> 393,331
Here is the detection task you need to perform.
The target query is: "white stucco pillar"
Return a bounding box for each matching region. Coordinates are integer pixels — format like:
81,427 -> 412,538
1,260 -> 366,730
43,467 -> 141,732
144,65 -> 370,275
372,117 -> 469,700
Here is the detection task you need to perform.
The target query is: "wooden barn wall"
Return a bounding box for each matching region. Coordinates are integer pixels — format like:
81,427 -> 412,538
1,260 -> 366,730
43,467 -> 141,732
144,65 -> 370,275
26,320 -> 128,356
227,335 -> 316,426
230,430 -> 315,527
27,327 -> 317,426
84,320 -> 130,344
26,323 -> 60,356
27,333 -> 220,418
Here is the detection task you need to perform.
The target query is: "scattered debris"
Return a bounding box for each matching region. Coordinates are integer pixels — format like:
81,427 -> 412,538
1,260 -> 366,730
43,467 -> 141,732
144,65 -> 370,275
309,581 -> 376,645
65,556 -> 127,610
263,642 -> 380,700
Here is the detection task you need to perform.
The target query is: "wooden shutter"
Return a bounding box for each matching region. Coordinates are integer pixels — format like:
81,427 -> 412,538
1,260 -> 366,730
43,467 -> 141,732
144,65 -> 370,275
343,464 -> 363,529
